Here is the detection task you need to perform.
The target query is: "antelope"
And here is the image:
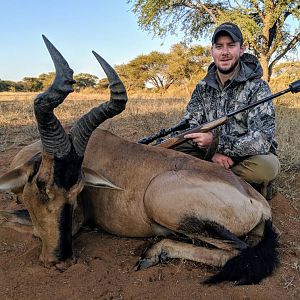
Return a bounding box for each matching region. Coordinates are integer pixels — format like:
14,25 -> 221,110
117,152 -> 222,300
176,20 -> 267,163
0,36 -> 278,285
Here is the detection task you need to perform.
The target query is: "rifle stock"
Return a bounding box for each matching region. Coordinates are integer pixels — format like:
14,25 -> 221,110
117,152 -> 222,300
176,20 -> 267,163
158,116 -> 227,148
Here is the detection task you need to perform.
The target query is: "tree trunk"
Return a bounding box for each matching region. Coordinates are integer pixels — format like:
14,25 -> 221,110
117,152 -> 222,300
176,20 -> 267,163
259,55 -> 271,82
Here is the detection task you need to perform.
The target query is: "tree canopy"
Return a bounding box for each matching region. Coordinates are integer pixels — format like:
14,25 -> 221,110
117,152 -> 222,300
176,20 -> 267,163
21,77 -> 43,92
74,73 -> 99,91
167,43 -> 211,91
0,72 -> 98,92
129,0 -> 300,81
271,61 -> 300,87
0,80 -> 20,92
115,43 -> 211,92
116,51 -> 172,90
38,72 -> 55,90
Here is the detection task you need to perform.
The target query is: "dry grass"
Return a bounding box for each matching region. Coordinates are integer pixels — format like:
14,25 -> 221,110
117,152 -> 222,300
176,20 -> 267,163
0,92 -> 110,102
0,95 -> 186,151
273,94 -> 300,205
0,92 -> 299,207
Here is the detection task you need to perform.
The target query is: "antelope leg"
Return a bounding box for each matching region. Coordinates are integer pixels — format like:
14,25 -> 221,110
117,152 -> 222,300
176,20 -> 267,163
135,238 -> 237,270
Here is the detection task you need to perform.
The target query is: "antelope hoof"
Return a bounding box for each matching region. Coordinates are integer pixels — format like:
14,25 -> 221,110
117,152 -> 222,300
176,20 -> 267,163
135,257 -> 159,270
135,250 -> 168,271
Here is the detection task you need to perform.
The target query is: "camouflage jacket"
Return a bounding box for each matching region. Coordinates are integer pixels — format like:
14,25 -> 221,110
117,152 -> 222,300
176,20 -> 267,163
182,53 -> 277,158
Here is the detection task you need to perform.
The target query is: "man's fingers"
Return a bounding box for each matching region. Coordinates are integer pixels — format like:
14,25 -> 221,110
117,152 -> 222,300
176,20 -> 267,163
194,138 -> 204,144
225,158 -> 234,169
185,132 -> 213,149
184,133 -> 201,139
227,157 -> 234,167
197,142 -> 205,148
184,132 -> 212,139
223,160 -> 230,169
213,155 -> 234,169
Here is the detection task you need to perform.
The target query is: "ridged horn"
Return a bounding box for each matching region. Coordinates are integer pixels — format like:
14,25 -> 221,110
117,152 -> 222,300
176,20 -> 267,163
34,35 -> 75,158
69,52 -> 128,157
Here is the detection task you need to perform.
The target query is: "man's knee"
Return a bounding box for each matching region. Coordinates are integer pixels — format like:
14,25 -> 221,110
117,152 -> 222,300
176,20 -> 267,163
231,153 -> 280,184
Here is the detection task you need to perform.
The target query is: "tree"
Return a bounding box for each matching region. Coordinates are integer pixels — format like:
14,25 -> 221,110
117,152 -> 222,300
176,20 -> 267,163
95,78 -> 110,90
270,60 -> 300,88
116,51 -> 174,91
73,73 -> 98,91
0,80 -> 26,92
38,72 -> 55,90
0,80 -> 12,92
167,43 -> 211,93
139,51 -> 174,89
129,0 -> 300,81
115,45 -> 211,92
272,61 -> 300,77
115,61 -> 147,91
20,77 -> 43,92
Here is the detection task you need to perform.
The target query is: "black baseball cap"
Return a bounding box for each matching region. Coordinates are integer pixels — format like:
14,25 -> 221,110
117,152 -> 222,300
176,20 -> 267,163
212,22 -> 244,45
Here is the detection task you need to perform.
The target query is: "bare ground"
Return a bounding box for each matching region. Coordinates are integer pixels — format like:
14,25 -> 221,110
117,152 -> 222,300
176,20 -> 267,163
0,140 -> 299,300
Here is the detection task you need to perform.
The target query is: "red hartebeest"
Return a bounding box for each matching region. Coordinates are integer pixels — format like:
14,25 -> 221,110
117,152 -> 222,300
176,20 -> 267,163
0,36 -> 278,285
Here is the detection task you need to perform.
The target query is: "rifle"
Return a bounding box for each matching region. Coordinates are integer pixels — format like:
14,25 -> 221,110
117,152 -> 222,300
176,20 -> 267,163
137,119 -> 190,145
138,80 -> 300,149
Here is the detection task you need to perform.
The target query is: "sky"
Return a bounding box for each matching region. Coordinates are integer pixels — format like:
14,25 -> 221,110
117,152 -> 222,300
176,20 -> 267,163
0,1 -> 194,81
1,1 -> 299,82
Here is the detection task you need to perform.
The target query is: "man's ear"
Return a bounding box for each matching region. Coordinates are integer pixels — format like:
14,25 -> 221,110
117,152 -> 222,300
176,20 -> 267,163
82,167 -> 123,190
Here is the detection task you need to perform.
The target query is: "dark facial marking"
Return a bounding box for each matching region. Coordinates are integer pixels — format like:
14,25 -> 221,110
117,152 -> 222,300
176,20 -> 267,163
28,153 -> 42,183
53,144 -> 83,190
27,153 -> 50,203
53,203 -> 73,260
36,179 -> 50,203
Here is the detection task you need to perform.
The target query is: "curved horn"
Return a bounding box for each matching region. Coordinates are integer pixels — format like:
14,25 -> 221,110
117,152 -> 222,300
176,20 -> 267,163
69,52 -> 128,157
34,35 -> 75,158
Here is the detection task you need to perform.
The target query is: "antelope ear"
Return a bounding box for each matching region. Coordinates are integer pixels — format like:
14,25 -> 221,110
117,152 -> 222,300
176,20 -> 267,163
0,165 -> 32,192
82,167 -> 123,190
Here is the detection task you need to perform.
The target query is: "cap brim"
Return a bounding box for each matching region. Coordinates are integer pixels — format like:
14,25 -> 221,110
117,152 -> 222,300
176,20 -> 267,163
212,29 -> 241,43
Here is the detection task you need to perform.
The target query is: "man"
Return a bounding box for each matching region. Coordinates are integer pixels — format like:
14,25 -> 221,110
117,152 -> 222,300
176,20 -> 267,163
174,22 -> 280,199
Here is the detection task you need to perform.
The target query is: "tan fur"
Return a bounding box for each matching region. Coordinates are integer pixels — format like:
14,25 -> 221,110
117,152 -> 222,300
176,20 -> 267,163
80,129 -> 270,237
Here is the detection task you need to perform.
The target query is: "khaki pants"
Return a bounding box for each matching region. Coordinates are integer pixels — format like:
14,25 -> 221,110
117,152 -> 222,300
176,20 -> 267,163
173,142 -> 280,197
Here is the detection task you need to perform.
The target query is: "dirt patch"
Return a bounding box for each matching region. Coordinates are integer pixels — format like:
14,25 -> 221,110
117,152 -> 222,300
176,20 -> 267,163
0,145 -> 299,300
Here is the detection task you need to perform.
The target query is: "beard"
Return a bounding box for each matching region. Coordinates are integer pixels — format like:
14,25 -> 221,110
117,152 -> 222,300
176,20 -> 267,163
217,59 -> 239,74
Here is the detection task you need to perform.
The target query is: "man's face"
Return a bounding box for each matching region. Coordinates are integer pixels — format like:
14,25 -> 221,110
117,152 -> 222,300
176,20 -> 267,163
211,35 -> 245,74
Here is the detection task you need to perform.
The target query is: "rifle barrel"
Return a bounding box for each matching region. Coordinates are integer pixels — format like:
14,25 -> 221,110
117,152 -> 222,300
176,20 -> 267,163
138,119 -> 189,144
227,87 -> 290,117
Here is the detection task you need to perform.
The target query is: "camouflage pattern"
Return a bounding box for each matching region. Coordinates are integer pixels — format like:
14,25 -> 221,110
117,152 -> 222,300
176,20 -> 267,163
182,53 -> 277,158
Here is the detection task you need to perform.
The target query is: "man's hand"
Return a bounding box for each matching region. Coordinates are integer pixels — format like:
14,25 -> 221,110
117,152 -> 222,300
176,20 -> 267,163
212,153 -> 234,169
184,132 -> 213,148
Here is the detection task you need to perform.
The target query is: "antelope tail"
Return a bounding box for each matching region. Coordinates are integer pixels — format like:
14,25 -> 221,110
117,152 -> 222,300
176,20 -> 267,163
205,219 -> 279,285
